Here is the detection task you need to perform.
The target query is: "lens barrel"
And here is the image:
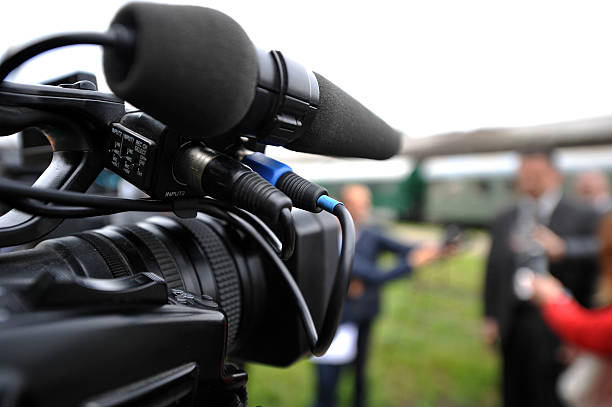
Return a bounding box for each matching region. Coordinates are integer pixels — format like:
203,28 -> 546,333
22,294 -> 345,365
0,214 -> 257,348
0,209 -> 339,366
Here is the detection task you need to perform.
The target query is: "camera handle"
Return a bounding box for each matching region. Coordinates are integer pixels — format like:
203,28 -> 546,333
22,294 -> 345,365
0,81 -> 125,246
0,107 -> 103,245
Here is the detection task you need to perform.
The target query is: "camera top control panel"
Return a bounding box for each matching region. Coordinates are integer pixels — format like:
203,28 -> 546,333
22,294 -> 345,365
104,112 -> 198,200
109,123 -> 157,191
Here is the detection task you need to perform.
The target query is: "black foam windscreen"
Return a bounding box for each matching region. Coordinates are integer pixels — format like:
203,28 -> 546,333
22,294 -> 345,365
103,2 -> 258,138
285,73 -> 401,160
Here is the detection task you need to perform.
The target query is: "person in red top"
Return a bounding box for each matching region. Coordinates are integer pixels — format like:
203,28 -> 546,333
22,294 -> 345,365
531,210 -> 612,356
533,282 -> 612,356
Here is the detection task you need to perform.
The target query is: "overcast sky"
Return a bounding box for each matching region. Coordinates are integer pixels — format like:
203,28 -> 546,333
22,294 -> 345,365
2,0 -> 612,139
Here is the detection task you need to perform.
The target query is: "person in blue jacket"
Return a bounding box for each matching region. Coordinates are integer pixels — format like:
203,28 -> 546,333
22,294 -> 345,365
314,184 -> 442,407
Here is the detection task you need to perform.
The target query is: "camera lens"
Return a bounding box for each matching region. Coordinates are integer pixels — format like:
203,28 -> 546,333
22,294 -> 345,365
0,209 -> 337,366
26,214 -> 261,348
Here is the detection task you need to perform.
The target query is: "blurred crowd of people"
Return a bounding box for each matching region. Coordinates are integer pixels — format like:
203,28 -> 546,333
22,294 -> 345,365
312,149 -> 612,407
483,149 -> 612,407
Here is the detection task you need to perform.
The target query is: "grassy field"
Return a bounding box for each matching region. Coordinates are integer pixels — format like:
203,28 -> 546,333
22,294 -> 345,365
246,226 -> 500,407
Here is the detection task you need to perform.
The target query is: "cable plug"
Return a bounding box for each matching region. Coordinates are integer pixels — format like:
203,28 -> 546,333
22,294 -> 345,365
174,145 -> 291,226
316,195 -> 343,214
242,152 -> 328,212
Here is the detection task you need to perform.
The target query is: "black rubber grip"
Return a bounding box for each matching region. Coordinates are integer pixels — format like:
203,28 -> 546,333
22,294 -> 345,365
177,218 -> 242,346
77,232 -> 130,279
122,225 -> 184,292
232,172 -> 292,225
277,172 -> 328,213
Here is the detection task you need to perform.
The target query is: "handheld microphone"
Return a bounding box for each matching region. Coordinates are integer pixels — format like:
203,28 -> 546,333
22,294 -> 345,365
102,2 -> 401,160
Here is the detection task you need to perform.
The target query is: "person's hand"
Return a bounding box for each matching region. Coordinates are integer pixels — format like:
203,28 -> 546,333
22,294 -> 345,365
557,345 -> 579,365
531,274 -> 565,305
482,318 -> 499,346
347,279 -> 364,299
533,225 -> 566,262
439,241 -> 459,258
409,245 -> 440,268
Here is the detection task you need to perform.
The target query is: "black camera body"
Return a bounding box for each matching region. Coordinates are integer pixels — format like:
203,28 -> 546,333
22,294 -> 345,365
0,75 -> 347,406
0,2 -> 378,404
0,209 -> 339,406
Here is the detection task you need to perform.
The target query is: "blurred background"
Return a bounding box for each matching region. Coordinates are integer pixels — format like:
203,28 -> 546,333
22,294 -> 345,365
3,1 -> 612,406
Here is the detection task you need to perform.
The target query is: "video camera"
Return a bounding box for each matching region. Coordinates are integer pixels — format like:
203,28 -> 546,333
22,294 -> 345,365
0,3 -> 400,406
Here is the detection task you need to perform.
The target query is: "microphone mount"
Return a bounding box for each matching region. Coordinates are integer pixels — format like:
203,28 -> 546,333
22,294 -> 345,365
238,49 -> 319,146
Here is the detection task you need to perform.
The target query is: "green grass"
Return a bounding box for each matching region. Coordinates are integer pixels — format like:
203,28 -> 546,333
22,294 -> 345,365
246,230 -> 500,407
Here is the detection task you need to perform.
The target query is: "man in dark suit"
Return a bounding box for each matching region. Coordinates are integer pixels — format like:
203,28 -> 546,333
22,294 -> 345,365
483,149 -> 599,407
314,184 -> 439,407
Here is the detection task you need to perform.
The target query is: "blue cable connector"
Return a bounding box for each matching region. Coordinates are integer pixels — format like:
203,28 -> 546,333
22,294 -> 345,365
242,152 -> 341,213
317,195 -> 343,213
241,152 -> 292,186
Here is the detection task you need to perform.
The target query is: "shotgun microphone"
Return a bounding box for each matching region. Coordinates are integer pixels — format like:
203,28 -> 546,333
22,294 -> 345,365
103,2 -> 401,159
